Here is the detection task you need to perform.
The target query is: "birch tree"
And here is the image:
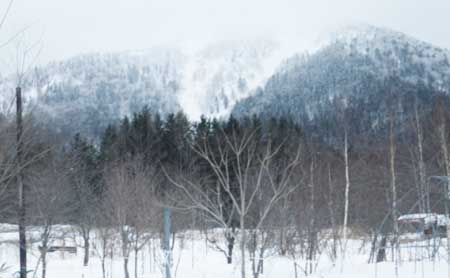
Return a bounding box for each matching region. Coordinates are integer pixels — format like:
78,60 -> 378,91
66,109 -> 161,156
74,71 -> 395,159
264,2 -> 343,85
168,125 -> 301,278
388,95 -> 399,277
335,97 -> 351,261
413,96 -> 427,212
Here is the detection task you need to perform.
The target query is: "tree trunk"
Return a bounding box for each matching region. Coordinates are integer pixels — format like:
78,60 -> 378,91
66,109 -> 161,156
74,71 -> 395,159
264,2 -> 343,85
257,251 -> 264,275
389,103 -> 399,278
414,98 -> 427,213
376,236 -> 387,263
250,231 -> 265,278
101,256 -> 106,278
124,257 -> 130,278
240,214 -> 246,278
293,262 -> 298,278
134,248 -> 138,278
251,231 -> 257,278
226,231 -> 235,264
83,235 -> 90,266
42,251 -> 47,278
279,225 -> 286,256
308,158 -> 316,274
41,233 -> 49,278
122,229 -> 130,278
340,127 -> 351,273
438,121 -> 450,251
343,128 -> 350,247
327,163 -> 337,261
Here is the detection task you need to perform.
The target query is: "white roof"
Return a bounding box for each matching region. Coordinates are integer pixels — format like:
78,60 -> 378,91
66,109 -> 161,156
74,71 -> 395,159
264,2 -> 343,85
398,213 -> 449,226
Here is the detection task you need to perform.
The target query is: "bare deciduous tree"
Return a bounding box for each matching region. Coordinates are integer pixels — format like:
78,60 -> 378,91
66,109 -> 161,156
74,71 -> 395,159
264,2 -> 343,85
92,204 -> 117,278
168,126 -> 301,278
103,158 -> 157,278
28,155 -> 74,278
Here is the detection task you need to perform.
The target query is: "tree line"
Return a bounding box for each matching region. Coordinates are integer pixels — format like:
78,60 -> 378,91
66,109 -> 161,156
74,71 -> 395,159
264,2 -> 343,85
1,90 -> 450,278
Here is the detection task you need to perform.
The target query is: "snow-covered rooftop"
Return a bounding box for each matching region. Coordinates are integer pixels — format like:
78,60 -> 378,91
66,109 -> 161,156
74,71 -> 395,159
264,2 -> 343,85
398,213 -> 449,226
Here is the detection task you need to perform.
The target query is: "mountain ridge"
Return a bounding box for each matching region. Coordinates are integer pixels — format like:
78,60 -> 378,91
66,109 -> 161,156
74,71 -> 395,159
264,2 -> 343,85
1,25 -> 449,137
232,24 -> 450,134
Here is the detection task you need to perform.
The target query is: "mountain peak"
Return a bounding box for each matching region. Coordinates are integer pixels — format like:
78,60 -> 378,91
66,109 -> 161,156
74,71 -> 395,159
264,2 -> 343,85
317,23 -> 449,55
330,23 -> 405,41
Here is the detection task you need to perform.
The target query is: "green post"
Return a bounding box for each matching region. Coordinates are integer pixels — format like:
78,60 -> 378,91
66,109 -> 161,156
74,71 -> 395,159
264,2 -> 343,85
163,207 -> 171,278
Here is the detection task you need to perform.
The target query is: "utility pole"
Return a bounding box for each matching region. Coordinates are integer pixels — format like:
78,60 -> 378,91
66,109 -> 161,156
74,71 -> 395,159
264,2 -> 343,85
16,86 -> 27,278
163,207 -> 171,278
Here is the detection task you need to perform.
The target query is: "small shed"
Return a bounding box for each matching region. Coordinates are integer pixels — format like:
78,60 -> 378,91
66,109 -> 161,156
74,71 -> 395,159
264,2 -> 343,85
397,213 -> 448,237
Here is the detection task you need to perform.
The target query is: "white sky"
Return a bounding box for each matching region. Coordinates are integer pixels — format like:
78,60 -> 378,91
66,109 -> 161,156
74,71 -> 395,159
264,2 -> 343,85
1,0 -> 450,67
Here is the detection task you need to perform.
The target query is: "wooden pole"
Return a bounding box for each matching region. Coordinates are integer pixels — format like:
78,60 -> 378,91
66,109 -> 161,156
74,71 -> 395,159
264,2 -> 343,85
16,86 -> 27,278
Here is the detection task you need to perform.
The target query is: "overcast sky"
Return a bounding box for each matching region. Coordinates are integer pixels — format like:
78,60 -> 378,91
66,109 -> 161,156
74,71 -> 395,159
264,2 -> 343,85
1,0 -> 450,67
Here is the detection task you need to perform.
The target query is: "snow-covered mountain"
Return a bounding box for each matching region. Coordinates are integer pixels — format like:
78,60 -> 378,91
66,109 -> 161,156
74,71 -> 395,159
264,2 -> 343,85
0,47 -> 185,136
1,25 -> 449,137
322,24 -> 450,86
232,25 -> 450,132
0,38 -> 287,136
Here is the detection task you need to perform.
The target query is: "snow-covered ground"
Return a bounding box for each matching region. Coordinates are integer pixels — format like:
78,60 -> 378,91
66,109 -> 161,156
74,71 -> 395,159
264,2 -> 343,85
0,224 -> 448,278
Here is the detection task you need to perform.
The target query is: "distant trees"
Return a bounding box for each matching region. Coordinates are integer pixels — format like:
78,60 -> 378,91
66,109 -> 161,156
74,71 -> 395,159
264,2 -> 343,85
66,134 -> 100,267
0,83 -> 449,277
432,94 -> 450,244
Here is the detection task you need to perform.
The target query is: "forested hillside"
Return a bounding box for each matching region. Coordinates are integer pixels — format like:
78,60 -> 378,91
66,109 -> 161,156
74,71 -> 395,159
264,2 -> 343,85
233,25 -> 450,137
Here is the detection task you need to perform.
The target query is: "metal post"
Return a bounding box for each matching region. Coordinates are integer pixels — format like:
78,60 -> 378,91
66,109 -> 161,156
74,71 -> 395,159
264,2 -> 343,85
163,207 -> 171,278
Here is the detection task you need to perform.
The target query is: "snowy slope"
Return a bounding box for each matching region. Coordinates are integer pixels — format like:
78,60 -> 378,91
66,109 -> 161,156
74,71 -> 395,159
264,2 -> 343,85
0,38 -> 289,136
323,24 -> 450,86
0,47 -> 185,136
232,25 -> 450,128
179,38 -> 285,119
